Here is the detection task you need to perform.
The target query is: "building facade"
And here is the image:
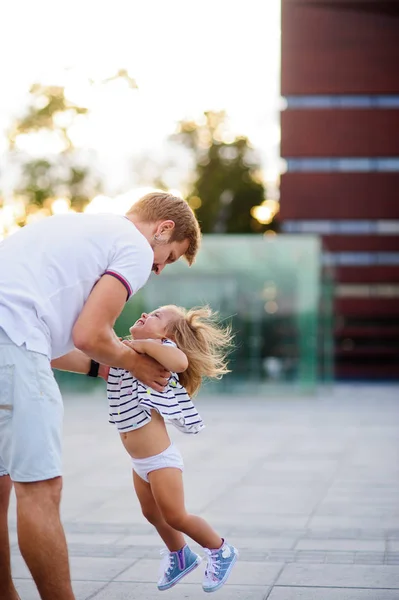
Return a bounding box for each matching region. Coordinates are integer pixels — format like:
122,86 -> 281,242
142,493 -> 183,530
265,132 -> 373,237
280,0 -> 399,379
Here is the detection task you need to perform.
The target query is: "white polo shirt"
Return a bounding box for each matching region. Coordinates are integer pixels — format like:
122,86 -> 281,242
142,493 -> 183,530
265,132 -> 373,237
0,213 -> 153,359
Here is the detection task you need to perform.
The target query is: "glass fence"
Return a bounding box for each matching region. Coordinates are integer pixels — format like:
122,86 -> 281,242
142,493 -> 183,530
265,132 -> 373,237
56,234 -> 334,396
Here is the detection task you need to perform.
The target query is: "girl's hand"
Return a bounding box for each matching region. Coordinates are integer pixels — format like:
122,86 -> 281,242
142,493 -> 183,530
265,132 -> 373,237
98,363 -> 110,381
123,338 -> 163,353
123,339 -> 145,353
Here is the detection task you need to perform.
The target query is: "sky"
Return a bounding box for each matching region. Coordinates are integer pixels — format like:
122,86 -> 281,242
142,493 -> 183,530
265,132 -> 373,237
0,0 -> 281,199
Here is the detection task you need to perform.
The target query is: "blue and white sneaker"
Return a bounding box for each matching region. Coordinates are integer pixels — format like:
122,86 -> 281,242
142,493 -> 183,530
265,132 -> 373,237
203,540 -> 239,593
158,544 -> 202,591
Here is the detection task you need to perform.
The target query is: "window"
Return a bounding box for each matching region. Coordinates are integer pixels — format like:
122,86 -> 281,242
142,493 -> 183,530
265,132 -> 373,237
285,158 -> 399,172
281,221 -> 399,235
284,95 -> 399,109
323,252 -> 399,266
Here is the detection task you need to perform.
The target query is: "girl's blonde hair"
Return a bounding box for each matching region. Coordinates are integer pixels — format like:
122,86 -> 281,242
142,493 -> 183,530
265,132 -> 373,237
163,305 -> 233,396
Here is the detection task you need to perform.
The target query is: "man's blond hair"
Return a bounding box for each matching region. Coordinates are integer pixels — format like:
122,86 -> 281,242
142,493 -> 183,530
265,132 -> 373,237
127,192 -> 201,265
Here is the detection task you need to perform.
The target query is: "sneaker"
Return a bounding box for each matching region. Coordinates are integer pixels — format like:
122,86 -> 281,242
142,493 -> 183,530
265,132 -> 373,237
203,540 -> 239,593
158,544 -> 202,591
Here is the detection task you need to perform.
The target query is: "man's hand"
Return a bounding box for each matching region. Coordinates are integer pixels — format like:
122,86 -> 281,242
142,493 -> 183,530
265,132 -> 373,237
128,351 -> 170,392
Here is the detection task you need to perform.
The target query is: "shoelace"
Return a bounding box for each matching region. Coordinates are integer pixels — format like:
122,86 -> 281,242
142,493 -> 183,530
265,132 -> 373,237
159,548 -> 174,579
204,549 -> 221,579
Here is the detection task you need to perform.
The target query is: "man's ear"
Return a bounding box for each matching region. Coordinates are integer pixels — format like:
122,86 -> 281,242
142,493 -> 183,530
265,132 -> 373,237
156,220 -> 175,237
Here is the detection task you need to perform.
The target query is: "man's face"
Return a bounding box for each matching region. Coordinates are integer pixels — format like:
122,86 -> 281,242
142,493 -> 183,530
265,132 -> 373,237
152,238 -> 189,275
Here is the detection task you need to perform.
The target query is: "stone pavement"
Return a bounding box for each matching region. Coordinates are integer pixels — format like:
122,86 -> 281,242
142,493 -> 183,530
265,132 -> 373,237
8,384 -> 399,600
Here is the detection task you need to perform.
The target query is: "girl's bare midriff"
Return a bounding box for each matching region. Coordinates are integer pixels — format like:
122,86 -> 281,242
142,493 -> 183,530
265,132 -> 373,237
119,410 -> 171,459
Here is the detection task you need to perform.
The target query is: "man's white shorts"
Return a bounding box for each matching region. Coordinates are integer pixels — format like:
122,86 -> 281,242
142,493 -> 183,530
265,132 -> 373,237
131,443 -> 184,483
0,329 -> 63,482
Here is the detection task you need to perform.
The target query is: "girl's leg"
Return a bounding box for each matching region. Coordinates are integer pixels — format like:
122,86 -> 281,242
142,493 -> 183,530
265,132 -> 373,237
133,470 -> 185,552
148,468 -> 222,550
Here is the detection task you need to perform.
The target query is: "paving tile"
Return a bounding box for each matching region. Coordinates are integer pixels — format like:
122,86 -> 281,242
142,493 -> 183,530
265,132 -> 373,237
203,513 -> 310,529
387,541 -> 399,552
91,582 -> 269,599
268,588 -> 399,600
277,564 -> 399,588
11,555 -> 31,579
111,533 -> 161,547
14,579 -> 106,600
65,531 -> 124,545
9,386 -> 399,598
296,539 -> 386,552
308,516 -> 399,530
69,556 -> 137,581
234,537 -> 297,550
324,552 -> 355,564
114,558 -> 283,586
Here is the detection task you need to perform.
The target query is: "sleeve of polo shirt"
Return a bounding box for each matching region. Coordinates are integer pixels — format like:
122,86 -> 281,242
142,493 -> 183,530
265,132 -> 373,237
105,241 -> 153,301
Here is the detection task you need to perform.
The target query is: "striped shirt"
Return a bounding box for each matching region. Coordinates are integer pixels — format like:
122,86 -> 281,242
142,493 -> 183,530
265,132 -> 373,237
107,339 -> 205,434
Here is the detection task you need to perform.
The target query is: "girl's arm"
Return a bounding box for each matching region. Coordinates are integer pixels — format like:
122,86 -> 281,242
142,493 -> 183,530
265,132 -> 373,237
125,340 -> 188,373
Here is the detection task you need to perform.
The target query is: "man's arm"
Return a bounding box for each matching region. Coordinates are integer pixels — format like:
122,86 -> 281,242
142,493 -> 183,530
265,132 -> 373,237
72,274 -> 136,369
71,274 -> 169,391
51,349 -> 90,374
51,350 -> 109,381
126,340 -> 188,373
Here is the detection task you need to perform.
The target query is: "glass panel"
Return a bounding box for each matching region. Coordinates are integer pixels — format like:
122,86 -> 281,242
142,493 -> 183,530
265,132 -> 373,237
114,235 -> 331,395
56,235 -> 333,396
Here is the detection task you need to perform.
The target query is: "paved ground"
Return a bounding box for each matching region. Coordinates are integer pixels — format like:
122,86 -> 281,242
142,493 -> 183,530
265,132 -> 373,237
8,384 -> 399,600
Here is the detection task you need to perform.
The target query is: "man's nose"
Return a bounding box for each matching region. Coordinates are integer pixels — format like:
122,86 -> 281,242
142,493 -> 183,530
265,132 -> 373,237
141,312 -> 148,319
155,264 -> 165,275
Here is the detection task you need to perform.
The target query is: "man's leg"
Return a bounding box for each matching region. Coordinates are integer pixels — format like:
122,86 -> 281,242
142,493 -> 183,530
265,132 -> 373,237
0,336 -> 74,599
0,474 -> 20,600
15,477 -> 75,600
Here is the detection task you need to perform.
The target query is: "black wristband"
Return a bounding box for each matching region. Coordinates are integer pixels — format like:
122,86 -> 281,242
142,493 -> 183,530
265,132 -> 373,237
87,359 -> 100,378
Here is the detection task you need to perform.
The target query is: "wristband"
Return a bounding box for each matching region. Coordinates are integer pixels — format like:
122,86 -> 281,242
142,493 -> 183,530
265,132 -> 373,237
87,359 -> 100,378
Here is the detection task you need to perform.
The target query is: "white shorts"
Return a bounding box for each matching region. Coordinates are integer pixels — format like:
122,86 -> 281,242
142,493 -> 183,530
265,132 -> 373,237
132,443 -> 184,483
0,329 -> 64,482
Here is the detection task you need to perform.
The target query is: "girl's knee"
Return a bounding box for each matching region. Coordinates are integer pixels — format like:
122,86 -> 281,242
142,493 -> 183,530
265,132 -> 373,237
141,505 -> 161,525
163,510 -> 187,531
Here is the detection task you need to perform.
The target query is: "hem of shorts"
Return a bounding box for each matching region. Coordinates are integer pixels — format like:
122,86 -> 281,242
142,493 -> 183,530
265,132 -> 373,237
10,470 -> 62,483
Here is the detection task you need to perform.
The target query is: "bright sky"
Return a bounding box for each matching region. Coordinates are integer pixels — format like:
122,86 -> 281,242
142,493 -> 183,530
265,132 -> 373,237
0,0 -> 281,198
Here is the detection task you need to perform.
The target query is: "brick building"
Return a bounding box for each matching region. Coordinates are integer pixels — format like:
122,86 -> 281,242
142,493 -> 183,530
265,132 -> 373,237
279,0 -> 399,379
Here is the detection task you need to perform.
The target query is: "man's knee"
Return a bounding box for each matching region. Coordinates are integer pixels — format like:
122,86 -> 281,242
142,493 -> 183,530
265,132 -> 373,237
14,477 -> 63,510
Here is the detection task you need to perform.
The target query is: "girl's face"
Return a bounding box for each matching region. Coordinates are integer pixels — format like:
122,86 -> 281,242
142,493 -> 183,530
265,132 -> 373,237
129,307 -> 177,340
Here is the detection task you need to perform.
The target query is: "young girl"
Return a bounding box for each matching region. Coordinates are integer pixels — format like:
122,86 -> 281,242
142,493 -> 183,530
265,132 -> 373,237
107,304 -> 238,593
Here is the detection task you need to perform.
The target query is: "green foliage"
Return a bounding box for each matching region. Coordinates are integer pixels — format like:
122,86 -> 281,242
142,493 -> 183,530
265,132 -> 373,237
171,111 -> 270,234
8,84 -> 88,150
7,84 -> 101,215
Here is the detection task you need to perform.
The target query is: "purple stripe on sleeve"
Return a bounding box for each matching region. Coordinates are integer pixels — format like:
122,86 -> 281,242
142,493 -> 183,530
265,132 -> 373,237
105,271 -> 133,299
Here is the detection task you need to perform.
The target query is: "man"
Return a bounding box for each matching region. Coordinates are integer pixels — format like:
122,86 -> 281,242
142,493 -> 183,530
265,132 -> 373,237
0,192 -> 201,600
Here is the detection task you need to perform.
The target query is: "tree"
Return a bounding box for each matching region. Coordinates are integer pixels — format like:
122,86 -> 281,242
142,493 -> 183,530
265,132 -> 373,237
6,83 -> 102,218
170,111 -> 274,234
